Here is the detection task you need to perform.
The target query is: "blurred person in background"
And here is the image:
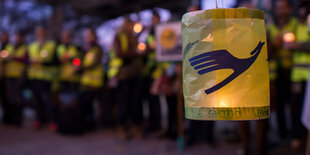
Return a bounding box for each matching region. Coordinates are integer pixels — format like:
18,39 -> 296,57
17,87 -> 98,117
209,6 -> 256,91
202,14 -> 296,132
237,2 -> 269,155
266,12 -> 279,151
56,30 -> 83,134
158,63 -> 178,140
284,1 -> 310,149
79,28 -> 104,131
3,31 -> 28,126
266,0 -> 278,142
0,31 -> 11,124
106,45 -> 121,127
187,5 -> 200,13
142,10 -> 162,133
185,4 -> 215,147
28,26 -> 58,131
57,30 -> 81,93
284,1 -> 310,153
113,17 -> 143,140
301,43 -> 310,155
268,0 -> 297,141
238,119 -> 267,155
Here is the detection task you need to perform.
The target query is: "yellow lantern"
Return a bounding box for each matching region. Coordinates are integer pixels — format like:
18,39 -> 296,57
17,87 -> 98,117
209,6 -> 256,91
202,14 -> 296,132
182,8 -> 270,120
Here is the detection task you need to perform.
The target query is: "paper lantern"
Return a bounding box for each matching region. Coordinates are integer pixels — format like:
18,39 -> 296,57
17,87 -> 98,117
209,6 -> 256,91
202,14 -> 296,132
182,8 -> 270,120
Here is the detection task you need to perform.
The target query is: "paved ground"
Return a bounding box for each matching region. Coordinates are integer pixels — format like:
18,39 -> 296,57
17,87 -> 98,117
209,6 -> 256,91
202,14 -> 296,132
0,122 -> 307,155
0,124 -> 241,155
0,108 -> 307,155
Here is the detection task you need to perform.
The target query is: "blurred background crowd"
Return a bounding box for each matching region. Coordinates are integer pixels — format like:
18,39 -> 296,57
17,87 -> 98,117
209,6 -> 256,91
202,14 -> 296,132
1,0 -> 310,154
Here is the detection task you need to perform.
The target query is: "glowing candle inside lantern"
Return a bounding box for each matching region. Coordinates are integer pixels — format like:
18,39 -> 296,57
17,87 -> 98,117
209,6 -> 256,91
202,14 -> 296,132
219,98 -> 229,107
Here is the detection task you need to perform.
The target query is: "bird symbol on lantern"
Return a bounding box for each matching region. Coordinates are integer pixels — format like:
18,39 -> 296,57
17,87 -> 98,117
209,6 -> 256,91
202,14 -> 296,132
188,41 -> 265,94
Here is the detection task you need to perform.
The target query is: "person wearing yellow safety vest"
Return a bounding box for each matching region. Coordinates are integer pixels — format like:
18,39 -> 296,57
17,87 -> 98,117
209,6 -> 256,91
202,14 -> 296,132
141,10 -> 162,132
79,28 -> 104,131
107,47 -> 122,87
3,31 -> 28,126
283,3 -> 309,150
267,0 -> 297,141
158,62 -> 179,140
113,17 -> 143,140
105,47 -> 122,125
28,26 -> 58,131
0,31 -> 12,125
57,30 -> 81,92
56,30 -> 83,133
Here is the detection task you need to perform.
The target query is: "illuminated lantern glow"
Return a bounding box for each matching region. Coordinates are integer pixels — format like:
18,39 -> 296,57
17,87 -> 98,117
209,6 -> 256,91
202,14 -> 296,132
283,32 -> 295,43
40,50 -> 49,58
137,42 -> 146,53
182,8 -> 270,120
73,58 -> 81,66
133,22 -> 143,34
0,50 -> 9,58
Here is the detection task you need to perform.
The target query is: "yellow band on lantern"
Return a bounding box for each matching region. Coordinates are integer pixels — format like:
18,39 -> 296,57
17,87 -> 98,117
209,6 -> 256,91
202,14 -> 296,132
185,106 -> 269,120
197,8 -> 264,20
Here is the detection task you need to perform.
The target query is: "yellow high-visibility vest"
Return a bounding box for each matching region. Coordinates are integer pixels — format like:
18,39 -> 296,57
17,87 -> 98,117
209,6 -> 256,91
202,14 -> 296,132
0,43 -> 13,60
291,22 -> 310,82
269,60 -> 277,81
27,41 -> 56,81
0,44 -> 14,77
144,34 -> 169,79
119,33 -> 128,53
107,32 -> 132,79
0,43 -> 14,63
147,34 -> 155,45
57,44 -> 80,82
81,46 -> 103,88
268,18 -> 298,70
143,34 -> 157,77
5,44 -> 27,78
107,48 -> 123,79
151,62 -> 170,79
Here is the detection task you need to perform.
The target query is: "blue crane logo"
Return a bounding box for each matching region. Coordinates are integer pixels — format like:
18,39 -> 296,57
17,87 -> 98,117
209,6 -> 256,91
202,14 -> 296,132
188,41 -> 265,94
